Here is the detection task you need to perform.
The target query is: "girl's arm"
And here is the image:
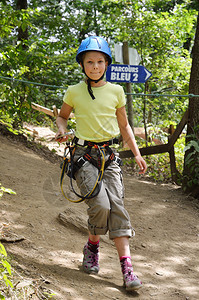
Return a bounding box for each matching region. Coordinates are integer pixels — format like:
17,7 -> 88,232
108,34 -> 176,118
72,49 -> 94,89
55,103 -> 73,142
116,106 -> 147,174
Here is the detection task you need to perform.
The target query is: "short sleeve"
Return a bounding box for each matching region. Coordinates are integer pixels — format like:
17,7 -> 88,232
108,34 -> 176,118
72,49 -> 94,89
63,87 -> 74,108
116,85 -> 126,108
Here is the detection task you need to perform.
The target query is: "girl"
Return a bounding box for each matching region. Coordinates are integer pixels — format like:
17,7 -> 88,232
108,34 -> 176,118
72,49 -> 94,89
55,36 -> 147,291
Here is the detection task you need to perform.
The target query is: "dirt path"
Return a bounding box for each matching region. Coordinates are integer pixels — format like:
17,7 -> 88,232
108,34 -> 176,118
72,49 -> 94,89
0,132 -> 199,300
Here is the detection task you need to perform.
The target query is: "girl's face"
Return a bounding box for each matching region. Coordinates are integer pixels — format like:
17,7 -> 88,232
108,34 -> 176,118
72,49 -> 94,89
81,51 -> 108,81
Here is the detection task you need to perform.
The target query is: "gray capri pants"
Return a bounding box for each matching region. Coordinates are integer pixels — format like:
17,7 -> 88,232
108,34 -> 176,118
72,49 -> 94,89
74,146 -> 132,240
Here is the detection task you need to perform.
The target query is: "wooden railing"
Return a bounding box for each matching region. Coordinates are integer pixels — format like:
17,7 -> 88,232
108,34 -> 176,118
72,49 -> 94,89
119,110 -> 189,183
31,102 -> 74,118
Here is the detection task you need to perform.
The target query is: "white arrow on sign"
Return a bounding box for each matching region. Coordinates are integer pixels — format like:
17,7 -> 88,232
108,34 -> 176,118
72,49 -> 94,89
145,68 -> 151,81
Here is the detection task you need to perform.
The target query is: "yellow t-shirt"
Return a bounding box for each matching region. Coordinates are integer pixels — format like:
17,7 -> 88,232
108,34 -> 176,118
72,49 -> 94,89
63,81 -> 126,142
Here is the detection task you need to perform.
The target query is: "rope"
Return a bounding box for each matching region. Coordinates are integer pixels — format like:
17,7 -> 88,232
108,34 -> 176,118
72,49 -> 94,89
0,75 -> 199,97
60,145 -> 106,203
127,93 -> 199,98
0,75 -> 68,89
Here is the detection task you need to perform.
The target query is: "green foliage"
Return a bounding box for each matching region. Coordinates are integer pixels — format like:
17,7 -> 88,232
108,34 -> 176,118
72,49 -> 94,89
107,0 -> 196,124
0,241 -> 55,298
123,132 -> 185,182
0,0 -> 197,126
0,183 -> 16,199
183,128 -> 199,188
0,182 -> 55,298
0,0 -> 198,186
0,184 -> 16,297
174,134 -> 185,175
0,243 -> 13,299
145,153 -> 171,182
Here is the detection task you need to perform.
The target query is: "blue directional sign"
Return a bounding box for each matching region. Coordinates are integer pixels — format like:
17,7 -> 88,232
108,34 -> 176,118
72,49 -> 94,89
106,64 -> 152,83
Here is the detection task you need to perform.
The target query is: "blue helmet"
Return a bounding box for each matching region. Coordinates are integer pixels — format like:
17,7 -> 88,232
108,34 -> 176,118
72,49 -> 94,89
76,36 -> 112,65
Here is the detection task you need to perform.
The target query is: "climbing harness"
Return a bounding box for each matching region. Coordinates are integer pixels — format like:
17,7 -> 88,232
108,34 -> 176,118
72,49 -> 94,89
60,137 -> 122,203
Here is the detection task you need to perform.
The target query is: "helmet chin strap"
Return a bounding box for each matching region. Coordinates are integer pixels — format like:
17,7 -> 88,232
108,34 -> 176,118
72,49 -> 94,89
87,75 -> 104,100
82,66 -> 105,100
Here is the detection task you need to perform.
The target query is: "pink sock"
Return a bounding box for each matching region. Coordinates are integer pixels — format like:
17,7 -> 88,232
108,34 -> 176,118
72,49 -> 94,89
120,256 -> 131,261
88,238 -> 99,245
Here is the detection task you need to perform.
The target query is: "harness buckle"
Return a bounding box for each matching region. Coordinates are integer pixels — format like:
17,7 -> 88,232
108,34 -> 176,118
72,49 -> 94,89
66,156 -> 87,180
76,156 -> 87,167
114,156 -> 123,166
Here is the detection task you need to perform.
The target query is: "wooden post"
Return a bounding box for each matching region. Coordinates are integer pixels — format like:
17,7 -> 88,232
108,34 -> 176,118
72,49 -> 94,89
169,146 -> 178,183
52,105 -> 58,118
122,41 -> 134,130
168,125 -> 181,184
31,102 -> 55,117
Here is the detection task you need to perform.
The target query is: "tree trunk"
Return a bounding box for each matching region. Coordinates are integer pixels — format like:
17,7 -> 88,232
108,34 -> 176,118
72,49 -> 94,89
13,0 -> 29,128
182,12 -> 199,199
123,41 -> 134,130
16,0 -> 28,46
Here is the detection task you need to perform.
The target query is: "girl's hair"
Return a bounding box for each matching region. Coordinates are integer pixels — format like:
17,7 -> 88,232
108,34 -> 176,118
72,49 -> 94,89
79,51 -> 109,65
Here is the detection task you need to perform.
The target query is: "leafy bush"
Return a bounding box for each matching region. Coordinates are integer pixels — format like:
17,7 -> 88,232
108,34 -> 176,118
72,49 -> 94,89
0,243 -> 13,299
0,243 -> 55,299
122,132 -> 185,183
0,184 -> 15,298
0,184 -> 55,299
183,129 -> 199,188
144,153 -> 172,182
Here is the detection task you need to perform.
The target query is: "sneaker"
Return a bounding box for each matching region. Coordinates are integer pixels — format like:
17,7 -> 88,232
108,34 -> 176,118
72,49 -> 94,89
82,243 -> 99,274
121,258 -> 142,291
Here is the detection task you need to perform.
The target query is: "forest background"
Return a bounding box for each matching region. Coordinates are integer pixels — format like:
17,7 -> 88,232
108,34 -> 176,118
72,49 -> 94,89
0,0 -> 199,197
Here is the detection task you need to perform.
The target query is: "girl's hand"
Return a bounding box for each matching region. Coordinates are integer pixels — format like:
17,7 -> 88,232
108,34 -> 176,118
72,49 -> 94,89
55,129 -> 74,143
55,130 -> 69,143
135,155 -> 147,174
55,103 -> 73,143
